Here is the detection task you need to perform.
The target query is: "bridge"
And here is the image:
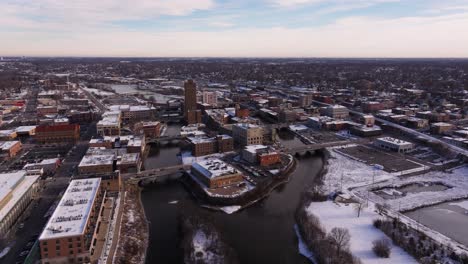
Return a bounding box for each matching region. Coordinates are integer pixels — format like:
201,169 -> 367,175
122,164 -> 191,182
146,135 -> 184,144
285,140 -> 355,154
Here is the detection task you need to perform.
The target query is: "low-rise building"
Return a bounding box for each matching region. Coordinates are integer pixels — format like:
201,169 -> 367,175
78,155 -> 115,174
23,158 -> 61,176
0,141 -> 22,160
0,129 -> 17,140
39,178 -> 104,264
374,137 -> 414,153
35,124 -> 80,143
0,171 -> 40,236
323,105 -> 349,119
134,121 -> 162,138
242,145 -> 281,166
116,153 -> 141,174
187,135 -> 233,157
97,111 -> 121,137
430,122 -> 454,135
191,159 -> 243,188
15,126 -> 37,137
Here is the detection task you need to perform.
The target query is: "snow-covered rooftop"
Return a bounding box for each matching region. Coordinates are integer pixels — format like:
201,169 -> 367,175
376,137 -> 413,146
14,126 -> 37,133
0,141 -> 20,150
40,178 -> 101,240
0,171 -> 39,221
79,155 -> 114,167
192,159 -> 239,179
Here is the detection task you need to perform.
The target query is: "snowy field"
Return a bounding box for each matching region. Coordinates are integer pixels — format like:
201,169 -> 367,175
83,87 -> 115,96
355,165 -> 468,211
306,201 -> 417,264
322,150 -> 394,193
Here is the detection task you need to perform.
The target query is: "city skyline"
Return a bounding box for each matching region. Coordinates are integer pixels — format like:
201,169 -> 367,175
1,0 -> 468,57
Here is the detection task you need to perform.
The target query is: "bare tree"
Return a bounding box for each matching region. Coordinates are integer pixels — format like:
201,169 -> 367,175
328,227 -> 351,256
375,203 -> 390,215
354,202 -> 364,218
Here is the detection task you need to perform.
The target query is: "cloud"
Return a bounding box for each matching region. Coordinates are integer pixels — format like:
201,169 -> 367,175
2,12 -> 467,57
270,0 -> 399,8
0,0 -> 215,29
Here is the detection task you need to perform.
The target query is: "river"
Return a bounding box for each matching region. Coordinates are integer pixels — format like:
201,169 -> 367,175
141,126 -> 324,264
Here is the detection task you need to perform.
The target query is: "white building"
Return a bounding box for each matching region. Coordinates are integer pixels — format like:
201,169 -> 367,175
97,111 -> 121,137
323,105 -> 349,119
374,137 -> 414,153
242,145 -> 268,164
0,171 -> 40,236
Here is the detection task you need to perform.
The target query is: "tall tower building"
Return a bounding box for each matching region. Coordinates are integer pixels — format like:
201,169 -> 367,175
184,80 -> 202,124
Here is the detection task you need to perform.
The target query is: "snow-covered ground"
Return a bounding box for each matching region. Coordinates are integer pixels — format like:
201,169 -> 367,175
219,205 -> 242,214
354,166 -> 468,212
322,150 -> 394,193
451,200 -> 468,211
83,87 -> 115,96
306,201 -> 417,264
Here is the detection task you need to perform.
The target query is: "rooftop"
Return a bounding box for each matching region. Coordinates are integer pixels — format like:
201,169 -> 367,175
192,159 -> 239,179
79,155 -> 114,167
39,178 -> 101,240
376,137 -> 413,146
0,171 -> 39,221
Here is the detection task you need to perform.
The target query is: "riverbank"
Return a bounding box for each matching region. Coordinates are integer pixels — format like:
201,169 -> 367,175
113,184 -> 149,264
180,153 -> 297,214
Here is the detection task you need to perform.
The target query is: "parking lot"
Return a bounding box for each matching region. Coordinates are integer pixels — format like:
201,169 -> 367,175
338,145 -> 423,173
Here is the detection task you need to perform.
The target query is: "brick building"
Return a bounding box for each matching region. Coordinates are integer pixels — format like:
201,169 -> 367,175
35,124 -> 80,143
39,178 -> 104,264
191,159 -> 243,188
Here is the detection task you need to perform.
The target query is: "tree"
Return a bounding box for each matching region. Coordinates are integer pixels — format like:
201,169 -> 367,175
372,238 -> 391,258
375,203 -> 390,215
328,227 -> 351,256
354,202 -> 364,218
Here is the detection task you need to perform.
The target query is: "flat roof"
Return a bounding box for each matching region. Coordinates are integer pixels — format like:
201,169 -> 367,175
40,178 -> 101,240
0,171 -> 39,221
15,126 -> 37,133
192,159 -> 239,179
376,137 -> 413,146
79,155 -> 114,167
0,141 -> 20,150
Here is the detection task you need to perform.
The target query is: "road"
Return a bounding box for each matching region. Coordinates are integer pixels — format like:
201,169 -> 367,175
79,85 -> 107,114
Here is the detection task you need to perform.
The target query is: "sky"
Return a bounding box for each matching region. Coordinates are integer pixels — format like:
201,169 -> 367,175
1,0 -> 468,57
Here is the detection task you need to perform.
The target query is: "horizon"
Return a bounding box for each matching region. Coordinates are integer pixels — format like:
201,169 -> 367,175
2,0 -> 468,57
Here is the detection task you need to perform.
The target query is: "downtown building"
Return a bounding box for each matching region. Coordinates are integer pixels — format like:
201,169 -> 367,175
35,124 -> 80,143
184,80 -> 202,124
232,123 -> 264,146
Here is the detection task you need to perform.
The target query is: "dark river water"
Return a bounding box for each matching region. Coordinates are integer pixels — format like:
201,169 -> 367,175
141,126 -> 324,264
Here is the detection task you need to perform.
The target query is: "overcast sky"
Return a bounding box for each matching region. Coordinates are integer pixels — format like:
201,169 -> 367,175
1,0 -> 468,57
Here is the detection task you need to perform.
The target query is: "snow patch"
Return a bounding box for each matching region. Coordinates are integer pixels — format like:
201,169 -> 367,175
306,201 -> 417,264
